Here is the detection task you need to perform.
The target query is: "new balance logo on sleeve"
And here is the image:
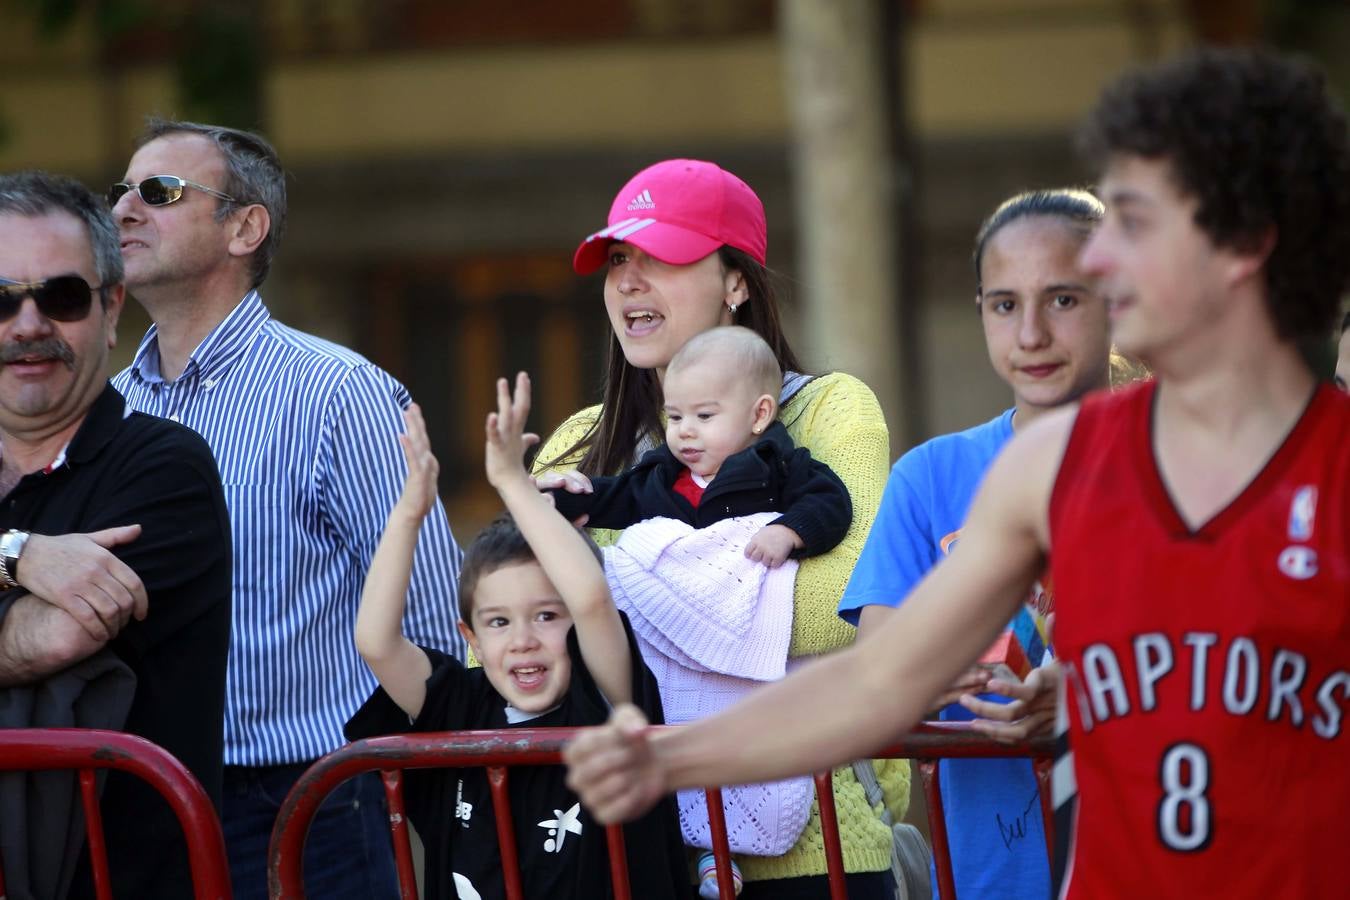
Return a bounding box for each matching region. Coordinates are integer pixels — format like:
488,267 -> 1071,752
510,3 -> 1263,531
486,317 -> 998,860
626,189 -> 655,211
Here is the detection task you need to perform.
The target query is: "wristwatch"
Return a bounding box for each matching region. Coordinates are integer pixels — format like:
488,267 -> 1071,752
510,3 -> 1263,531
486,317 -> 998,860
0,529 -> 30,589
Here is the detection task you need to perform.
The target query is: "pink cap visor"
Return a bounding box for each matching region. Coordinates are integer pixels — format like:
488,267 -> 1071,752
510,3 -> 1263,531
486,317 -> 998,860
573,159 -> 767,275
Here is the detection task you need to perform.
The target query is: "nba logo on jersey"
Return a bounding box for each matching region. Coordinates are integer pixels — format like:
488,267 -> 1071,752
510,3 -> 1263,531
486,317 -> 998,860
1286,485 -> 1317,541
1278,485 -> 1319,580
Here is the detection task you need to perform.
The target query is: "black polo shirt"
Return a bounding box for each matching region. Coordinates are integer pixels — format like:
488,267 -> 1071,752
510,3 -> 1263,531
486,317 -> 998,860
0,383 -> 231,900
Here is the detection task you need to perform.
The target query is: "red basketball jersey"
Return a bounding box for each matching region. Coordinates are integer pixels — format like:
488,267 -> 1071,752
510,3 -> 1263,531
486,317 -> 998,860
1050,381 -> 1350,899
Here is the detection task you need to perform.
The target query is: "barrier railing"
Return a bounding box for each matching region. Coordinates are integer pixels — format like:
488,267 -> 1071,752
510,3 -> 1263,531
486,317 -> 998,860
0,728 -> 231,900
269,722 -> 1053,900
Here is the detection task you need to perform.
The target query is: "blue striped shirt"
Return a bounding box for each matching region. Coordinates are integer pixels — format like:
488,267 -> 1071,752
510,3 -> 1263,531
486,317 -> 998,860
113,291 -> 465,765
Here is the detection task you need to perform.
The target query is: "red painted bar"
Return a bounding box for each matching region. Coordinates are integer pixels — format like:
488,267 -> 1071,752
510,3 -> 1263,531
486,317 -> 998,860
269,723 -> 1056,899
919,759 -> 956,900
703,786 -> 737,900
1034,757 -> 1055,862
605,823 -> 632,900
814,770 -> 850,900
379,769 -> 419,900
0,728 -> 231,900
487,765 -> 525,900
80,768 -> 113,900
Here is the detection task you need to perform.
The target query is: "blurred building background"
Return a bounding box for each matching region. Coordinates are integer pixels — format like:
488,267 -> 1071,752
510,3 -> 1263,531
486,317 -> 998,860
1,0 -> 1345,537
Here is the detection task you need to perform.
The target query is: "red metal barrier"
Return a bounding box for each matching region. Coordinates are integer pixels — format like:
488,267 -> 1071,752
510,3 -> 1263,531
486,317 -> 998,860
269,723 -> 1053,900
0,728 -> 231,900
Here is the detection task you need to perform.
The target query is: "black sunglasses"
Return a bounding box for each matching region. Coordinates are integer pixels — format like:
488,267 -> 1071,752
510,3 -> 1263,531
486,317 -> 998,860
107,175 -> 238,208
0,276 -> 105,322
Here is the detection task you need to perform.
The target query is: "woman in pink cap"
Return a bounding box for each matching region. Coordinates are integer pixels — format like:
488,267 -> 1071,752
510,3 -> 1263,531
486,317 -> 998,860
535,159 -> 902,900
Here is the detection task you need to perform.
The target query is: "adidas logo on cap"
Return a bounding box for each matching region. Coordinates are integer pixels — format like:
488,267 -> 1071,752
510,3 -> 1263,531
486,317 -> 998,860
626,189 -> 655,211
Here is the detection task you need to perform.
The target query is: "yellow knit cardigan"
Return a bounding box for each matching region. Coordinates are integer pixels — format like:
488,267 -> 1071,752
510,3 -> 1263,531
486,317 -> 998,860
533,371 -> 910,882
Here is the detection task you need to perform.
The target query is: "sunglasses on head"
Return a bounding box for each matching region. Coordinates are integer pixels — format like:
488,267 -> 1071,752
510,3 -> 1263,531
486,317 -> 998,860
0,276 -> 104,323
107,175 -> 238,208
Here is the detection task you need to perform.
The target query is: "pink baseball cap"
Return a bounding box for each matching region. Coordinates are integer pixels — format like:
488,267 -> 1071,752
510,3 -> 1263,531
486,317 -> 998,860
572,159 -> 768,275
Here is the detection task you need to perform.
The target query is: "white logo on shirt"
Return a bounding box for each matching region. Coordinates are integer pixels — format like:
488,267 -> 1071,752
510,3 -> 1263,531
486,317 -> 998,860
455,778 -> 473,826
1287,485 -> 1317,541
538,802 -> 584,852
453,872 -> 483,900
1278,545 -> 1318,580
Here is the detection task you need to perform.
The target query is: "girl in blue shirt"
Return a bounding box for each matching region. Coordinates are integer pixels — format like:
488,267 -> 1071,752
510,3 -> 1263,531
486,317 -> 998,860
838,189 -> 1121,900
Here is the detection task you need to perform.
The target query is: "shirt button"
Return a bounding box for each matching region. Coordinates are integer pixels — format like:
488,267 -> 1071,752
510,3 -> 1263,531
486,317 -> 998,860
169,413 -> 181,423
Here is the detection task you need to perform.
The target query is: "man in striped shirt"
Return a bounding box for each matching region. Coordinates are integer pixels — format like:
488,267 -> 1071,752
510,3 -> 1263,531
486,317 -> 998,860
110,119 -> 466,899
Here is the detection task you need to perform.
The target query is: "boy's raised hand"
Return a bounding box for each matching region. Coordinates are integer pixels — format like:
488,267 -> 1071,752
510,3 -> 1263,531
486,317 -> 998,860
485,372 -> 540,489
395,403 -> 440,520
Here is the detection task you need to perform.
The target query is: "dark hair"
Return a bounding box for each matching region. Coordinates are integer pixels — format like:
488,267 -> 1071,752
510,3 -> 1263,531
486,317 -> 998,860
1077,46 -> 1350,341
972,189 -> 1104,290
136,118 -> 287,288
0,171 -> 122,292
1342,309 -> 1350,334
457,513 -> 602,626
550,245 -> 807,476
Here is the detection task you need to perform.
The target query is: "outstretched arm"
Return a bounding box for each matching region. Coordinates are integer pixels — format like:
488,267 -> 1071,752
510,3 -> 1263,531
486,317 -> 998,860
565,408 -> 1075,823
354,403 -> 437,719
486,373 -> 632,707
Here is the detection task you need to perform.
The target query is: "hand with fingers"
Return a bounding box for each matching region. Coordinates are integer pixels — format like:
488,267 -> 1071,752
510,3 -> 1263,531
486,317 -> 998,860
923,665 -> 995,718
744,523 -> 802,568
394,403 -> 441,522
961,661 -> 1061,743
15,526 -> 147,643
564,704 -> 667,824
485,372 -> 541,490
533,470 -> 594,495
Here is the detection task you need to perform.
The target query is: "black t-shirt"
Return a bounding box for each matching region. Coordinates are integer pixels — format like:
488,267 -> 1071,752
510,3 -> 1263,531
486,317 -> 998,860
346,613 -> 693,900
0,384 -> 232,900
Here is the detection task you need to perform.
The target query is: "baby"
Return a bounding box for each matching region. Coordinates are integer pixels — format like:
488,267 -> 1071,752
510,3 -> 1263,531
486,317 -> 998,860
546,326 -> 852,566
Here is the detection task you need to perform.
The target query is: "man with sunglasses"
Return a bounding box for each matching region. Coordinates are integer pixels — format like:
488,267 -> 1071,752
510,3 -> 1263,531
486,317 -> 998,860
0,171 -> 231,897
109,119 -> 464,898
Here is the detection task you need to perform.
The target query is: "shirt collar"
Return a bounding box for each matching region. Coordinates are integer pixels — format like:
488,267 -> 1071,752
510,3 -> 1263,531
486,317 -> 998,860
127,290 -> 270,387
61,383 -> 130,468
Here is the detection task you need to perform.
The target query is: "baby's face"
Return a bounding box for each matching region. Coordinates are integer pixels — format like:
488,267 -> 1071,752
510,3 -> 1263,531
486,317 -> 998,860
662,362 -> 765,479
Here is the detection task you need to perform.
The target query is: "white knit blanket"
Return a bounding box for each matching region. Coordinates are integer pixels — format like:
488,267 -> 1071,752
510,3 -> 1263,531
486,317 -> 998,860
604,514 -> 815,856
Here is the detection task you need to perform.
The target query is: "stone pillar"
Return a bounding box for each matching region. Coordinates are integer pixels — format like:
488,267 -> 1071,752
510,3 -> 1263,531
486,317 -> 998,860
778,0 -> 916,447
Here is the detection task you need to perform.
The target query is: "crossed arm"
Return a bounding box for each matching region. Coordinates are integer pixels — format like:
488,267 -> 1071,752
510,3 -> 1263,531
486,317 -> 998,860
0,527 -> 146,687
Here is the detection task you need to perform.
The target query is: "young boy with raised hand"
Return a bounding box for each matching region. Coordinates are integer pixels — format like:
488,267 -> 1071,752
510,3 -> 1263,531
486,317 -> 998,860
346,373 -> 691,900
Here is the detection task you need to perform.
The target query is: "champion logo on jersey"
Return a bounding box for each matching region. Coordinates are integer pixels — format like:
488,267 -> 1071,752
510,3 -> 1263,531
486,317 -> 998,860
1278,545 -> 1318,580
1287,485 -> 1317,541
626,189 -> 655,211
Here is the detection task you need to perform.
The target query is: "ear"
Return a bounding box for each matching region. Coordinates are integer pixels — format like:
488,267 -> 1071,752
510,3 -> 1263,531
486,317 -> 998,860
751,392 -> 777,433
457,620 -> 480,657
723,267 -> 748,307
1224,225 -> 1277,287
101,283 -> 126,349
974,292 -> 984,315
227,204 -> 271,260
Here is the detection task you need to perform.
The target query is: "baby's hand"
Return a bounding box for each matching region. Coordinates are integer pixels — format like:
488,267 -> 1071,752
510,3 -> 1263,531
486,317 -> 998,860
485,372 -> 540,489
534,470 -> 594,495
744,523 -> 802,568
394,403 -> 440,520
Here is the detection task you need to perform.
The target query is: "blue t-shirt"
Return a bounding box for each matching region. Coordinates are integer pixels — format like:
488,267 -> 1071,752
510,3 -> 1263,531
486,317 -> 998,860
839,408 -> 1051,900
